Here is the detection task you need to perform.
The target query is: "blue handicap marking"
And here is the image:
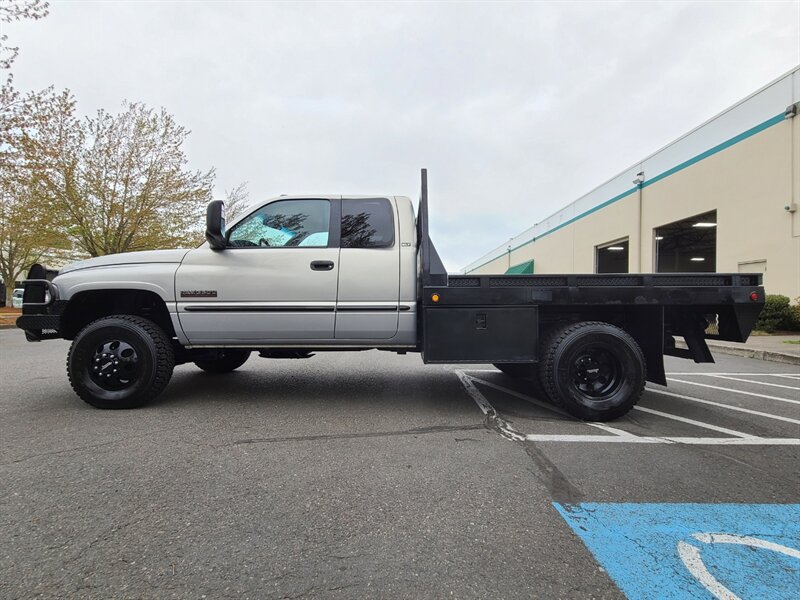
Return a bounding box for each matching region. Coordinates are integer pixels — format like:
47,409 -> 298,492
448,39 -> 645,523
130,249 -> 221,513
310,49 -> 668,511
554,503 -> 800,600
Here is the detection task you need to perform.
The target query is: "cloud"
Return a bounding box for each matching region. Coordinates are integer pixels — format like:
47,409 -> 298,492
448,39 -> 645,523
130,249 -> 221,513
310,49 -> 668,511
7,1 -> 799,269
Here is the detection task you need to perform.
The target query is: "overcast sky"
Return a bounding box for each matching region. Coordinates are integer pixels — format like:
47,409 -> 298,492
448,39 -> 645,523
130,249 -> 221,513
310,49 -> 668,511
7,1 -> 800,270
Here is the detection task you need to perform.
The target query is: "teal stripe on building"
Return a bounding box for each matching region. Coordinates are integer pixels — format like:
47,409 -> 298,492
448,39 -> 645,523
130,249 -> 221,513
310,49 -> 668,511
466,110 -> 787,274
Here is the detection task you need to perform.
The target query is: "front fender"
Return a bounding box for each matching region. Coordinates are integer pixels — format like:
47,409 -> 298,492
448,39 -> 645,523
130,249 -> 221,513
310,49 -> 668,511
54,263 -> 180,302
54,263 -> 188,344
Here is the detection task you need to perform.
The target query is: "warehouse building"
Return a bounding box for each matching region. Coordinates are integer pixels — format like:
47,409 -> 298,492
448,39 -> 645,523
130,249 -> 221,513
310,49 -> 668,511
463,67 -> 800,300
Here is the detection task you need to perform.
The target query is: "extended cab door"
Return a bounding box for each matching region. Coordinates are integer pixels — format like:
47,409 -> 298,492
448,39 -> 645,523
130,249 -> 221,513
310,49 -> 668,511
175,198 -> 340,344
334,197 -> 400,339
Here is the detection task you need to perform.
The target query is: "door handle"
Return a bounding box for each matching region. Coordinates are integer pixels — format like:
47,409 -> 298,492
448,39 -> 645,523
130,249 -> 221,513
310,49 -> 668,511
310,260 -> 334,271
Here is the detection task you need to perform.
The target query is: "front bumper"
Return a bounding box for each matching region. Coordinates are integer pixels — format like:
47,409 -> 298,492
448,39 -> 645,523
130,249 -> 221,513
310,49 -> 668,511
16,311 -> 64,341
16,263 -> 64,341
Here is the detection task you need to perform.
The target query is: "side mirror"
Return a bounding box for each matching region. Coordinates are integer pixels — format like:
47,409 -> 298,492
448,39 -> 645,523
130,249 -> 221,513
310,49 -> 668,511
205,200 -> 226,250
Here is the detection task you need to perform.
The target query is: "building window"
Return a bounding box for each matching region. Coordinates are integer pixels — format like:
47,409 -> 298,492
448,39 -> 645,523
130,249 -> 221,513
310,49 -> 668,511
596,239 -> 629,273
654,210 -> 716,273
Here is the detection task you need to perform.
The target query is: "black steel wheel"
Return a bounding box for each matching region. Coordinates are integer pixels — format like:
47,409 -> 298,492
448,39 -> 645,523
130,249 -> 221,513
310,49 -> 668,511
87,339 -> 141,390
539,321 -> 645,421
67,315 -> 175,409
193,349 -> 251,373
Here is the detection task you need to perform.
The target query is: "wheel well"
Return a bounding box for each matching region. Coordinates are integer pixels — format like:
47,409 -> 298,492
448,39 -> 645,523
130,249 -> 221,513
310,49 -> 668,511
61,289 -> 176,340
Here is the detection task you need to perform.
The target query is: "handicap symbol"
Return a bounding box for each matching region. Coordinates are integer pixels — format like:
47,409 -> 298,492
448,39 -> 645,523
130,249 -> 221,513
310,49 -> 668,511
554,503 -> 800,600
678,532 -> 800,600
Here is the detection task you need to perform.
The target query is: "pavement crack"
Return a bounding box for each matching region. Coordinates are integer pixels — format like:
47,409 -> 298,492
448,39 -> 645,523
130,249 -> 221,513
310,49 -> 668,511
479,405 -> 585,503
1,439 -> 123,466
521,442 -> 585,504
0,426 -> 187,467
279,586 -> 316,599
222,423 -> 485,447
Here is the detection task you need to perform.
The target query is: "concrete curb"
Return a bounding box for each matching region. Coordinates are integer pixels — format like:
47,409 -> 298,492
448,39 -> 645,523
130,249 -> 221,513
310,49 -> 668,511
676,339 -> 800,366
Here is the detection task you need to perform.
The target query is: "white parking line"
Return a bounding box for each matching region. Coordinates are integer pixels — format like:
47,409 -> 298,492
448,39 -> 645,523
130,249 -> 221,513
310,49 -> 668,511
587,423 -> 637,437
674,374 -> 800,391
466,375 -> 666,437
667,373 -> 800,377
645,388 -> 800,426
667,378 -> 800,406
465,376 -> 570,417
455,370 -> 800,445
634,406 -> 754,438
456,371 -> 495,416
496,435 -> 800,445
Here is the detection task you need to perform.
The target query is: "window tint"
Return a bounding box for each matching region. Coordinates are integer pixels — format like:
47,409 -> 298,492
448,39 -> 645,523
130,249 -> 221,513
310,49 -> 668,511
228,199 -> 330,248
341,199 -> 394,248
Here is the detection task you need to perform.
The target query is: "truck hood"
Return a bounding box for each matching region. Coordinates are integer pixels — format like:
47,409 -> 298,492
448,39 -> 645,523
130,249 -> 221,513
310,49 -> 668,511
58,249 -> 191,274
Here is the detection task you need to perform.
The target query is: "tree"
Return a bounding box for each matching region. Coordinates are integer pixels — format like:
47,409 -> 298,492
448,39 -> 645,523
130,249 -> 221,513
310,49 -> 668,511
0,0 -> 220,305
1,0 -> 52,171
224,181 -> 250,222
0,0 -> 58,304
23,101 -> 216,256
0,1 -> 49,70
0,175 -> 67,304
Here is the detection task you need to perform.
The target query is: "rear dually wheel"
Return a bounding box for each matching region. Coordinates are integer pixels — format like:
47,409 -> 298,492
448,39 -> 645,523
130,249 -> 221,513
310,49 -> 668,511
539,321 -> 645,421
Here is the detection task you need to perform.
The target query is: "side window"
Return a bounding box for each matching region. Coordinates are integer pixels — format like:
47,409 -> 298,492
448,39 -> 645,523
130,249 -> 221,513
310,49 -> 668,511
228,199 -> 330,248
341,198 -> 394,249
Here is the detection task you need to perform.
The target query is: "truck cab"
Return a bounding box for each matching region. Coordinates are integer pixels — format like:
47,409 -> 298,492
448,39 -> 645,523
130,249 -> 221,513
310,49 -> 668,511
175,195 -> 418,347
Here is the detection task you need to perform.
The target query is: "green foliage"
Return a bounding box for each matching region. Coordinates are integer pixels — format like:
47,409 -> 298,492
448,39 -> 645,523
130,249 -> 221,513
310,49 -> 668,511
789,298 -> 800,332
755,295 -> 796,333
19,100 -> 216,257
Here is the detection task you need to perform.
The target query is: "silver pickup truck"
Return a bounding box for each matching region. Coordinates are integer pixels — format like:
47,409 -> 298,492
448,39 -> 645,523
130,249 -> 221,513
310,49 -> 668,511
17,170 -> 764,421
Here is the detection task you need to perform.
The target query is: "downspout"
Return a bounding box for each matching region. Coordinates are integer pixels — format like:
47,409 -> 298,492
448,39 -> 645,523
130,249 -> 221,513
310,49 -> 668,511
634,171 -> 645,272
786,102 -> 799,300
787,103 -> 799,239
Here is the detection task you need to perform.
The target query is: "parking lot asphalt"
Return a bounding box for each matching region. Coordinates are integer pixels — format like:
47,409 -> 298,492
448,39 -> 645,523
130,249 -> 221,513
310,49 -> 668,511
1,328 -> 798,599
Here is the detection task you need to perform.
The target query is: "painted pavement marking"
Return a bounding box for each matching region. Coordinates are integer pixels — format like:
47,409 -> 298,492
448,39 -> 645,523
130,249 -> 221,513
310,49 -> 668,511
644,388 -> 800,426
678,533 -> 800,600
457,370 -> 800,445
683,375 -> 800,391
555,503 -> 800,600
667,378 -> 800,405
666,373 -> 800,377
633,405 -> 754,438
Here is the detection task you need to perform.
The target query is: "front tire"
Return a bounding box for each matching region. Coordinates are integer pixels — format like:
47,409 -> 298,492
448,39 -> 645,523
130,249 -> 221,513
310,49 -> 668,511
67,315 -> 175,409
539,321 -> 645,421
193,350 -> 251,373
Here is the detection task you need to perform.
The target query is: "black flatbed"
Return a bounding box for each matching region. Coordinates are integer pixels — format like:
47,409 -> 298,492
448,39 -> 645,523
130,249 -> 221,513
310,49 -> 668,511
414,169 -> 764,389
437,272 -> 761,308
